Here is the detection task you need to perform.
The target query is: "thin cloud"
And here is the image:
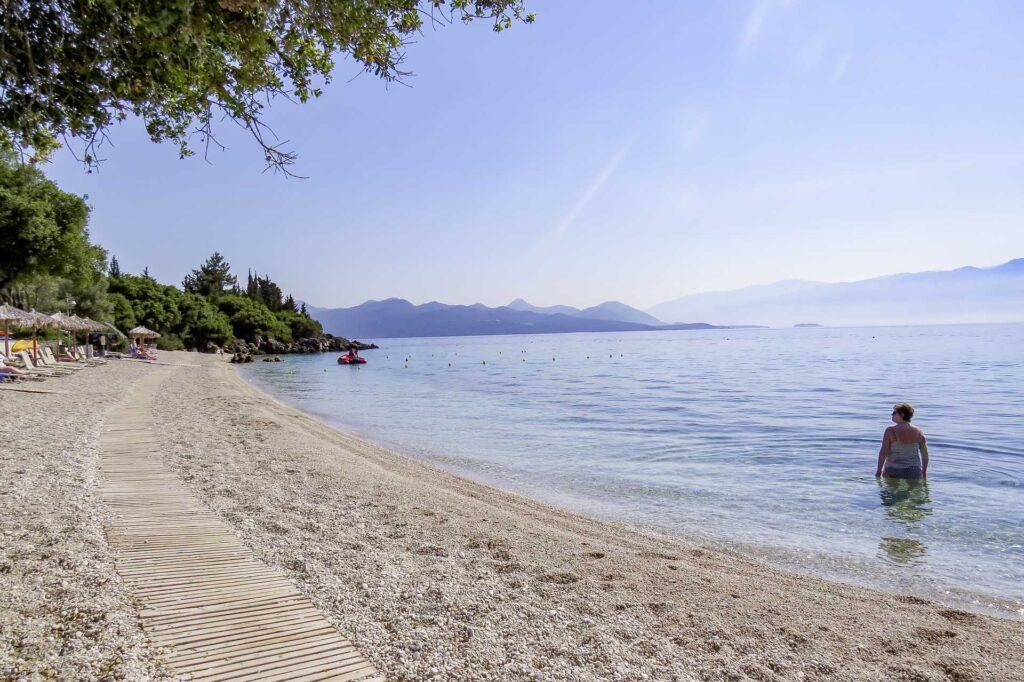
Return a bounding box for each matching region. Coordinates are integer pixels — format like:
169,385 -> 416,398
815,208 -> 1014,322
738,0 -> 796,59
676,109 -> 711,149
831,54 -> 851,84
545,142 -> 631,245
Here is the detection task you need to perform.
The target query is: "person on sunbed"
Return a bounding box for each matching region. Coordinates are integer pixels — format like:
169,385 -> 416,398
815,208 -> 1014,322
0,352 -> 28,376
56,344 -> 79,362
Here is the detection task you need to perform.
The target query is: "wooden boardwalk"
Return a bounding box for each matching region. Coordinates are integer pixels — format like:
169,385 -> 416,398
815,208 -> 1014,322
99,372 -> 382,681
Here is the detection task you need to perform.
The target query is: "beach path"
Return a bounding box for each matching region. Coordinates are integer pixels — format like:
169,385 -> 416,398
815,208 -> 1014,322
98,368 -> 382,681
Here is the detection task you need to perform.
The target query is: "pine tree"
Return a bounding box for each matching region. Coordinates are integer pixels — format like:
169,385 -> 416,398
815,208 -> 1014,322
183,252 -> 237,298
109,256 -> 121,278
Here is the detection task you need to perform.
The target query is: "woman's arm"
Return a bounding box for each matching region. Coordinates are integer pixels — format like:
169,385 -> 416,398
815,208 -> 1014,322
919,430 -> 929,479
876,427 -> 891,477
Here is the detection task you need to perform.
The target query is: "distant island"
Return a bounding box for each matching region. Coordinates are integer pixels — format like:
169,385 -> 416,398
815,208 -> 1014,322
307,298 -> 732,339
794,323 -> 822,328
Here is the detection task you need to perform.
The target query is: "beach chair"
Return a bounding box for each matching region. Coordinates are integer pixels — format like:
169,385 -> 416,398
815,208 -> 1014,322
0,364 -> 44,382
16,351 -> 67,377
76,345 -> 108,364
0,363 -> 46,382
40,347 -> 86,371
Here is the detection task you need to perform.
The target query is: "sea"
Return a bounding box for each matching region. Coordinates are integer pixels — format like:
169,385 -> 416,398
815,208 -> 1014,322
240,323 -> 1024,619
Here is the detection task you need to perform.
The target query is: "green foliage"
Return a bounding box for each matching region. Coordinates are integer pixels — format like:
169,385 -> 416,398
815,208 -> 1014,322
156,333 -> 185,351
0,154 -> 104,291
217,294 -> 291,341
107,292 -> 137,330
183,252 -> 238,298
246,271 -> 286,311
178,293 -> 234,348
276,309 -> 323,340
1,0 -> 533,171
108,274 -> 183,332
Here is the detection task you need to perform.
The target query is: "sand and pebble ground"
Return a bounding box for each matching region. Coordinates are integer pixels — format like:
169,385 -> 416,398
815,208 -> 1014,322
0,361 -> 164,679
2,351 -> 1022,680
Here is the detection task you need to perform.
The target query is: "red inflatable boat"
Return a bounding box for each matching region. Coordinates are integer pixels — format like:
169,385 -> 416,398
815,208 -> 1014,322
338,355 -> 367,365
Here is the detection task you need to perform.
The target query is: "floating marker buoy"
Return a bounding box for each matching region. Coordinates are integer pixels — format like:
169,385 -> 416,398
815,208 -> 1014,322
552,357 -> 555,361
448,363 -> 451,367
482,360 -> 486,365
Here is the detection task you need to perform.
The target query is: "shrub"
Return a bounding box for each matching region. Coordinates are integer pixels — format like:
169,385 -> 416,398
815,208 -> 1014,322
156,333 -> 185,350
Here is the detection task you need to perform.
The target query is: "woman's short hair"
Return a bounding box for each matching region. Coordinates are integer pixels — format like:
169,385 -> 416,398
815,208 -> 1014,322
893,403 -> 915,421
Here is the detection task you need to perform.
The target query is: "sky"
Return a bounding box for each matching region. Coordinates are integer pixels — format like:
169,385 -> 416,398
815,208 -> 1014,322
46,0 -> 1024,310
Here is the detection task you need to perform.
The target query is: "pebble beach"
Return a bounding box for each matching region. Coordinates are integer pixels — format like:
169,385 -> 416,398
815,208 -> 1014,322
2,351 -> 1022,680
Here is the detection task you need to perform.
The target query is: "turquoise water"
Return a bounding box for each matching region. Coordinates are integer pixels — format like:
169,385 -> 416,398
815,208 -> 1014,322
240,324 -> 1024,617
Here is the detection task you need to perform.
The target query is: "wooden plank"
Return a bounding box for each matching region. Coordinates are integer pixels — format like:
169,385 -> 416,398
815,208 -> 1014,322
163,624 -> 338,665
195,644 -> 366,681
174,635 -> 349,676
99,379 -> 381,682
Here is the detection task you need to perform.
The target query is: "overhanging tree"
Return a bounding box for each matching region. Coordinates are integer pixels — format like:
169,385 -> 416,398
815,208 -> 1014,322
0,152 -> 103,291
0,1 -> 533,172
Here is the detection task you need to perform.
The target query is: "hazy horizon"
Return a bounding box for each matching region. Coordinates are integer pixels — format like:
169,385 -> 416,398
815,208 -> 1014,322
300,256 -> 1022,312
44,1 -> 1024,309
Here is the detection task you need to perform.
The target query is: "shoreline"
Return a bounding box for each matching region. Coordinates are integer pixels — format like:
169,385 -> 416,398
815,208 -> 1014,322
3,351 -> 1022,679
238,354 -> 1023,621
157,352 -> 1022,679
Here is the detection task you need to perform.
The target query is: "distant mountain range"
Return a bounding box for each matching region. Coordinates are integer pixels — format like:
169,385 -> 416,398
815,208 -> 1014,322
306,299 -> 716,339
307,258 -> 1024,339
507,298 -> 665,326
647,258 -> 1024,327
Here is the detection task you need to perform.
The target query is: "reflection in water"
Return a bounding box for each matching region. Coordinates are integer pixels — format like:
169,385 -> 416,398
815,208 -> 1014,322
878,478 -> 932,564
880,536 -> 927,564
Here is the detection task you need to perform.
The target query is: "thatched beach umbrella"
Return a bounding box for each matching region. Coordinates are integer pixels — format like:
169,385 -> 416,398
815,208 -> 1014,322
128,325 -> 160,351
0,304 -> 32,358
48,311 -> 86,356
49,311 -> 84,331
73,316 -> 111,357
128,325 -> 160,338
27,310 -> 60,358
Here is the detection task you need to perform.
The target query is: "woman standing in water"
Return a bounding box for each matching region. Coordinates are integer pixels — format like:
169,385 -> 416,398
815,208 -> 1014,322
876,403 -> 929,479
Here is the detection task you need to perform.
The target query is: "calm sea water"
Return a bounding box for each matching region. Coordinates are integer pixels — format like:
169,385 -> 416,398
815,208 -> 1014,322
241,324 -> 1024,617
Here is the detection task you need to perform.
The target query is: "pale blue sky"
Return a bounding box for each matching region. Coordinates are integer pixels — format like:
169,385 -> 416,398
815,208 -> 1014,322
47,0 -> 1024,309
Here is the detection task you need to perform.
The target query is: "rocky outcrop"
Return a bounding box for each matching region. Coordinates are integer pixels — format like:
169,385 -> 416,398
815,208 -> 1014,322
219,334 -> 378,357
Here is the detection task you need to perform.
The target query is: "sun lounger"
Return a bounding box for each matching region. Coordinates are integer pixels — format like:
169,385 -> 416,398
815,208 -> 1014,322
16,351 -> 68,377
0,368 -> 43,382
41,347 -> 86,370
75,345 -> 107,364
